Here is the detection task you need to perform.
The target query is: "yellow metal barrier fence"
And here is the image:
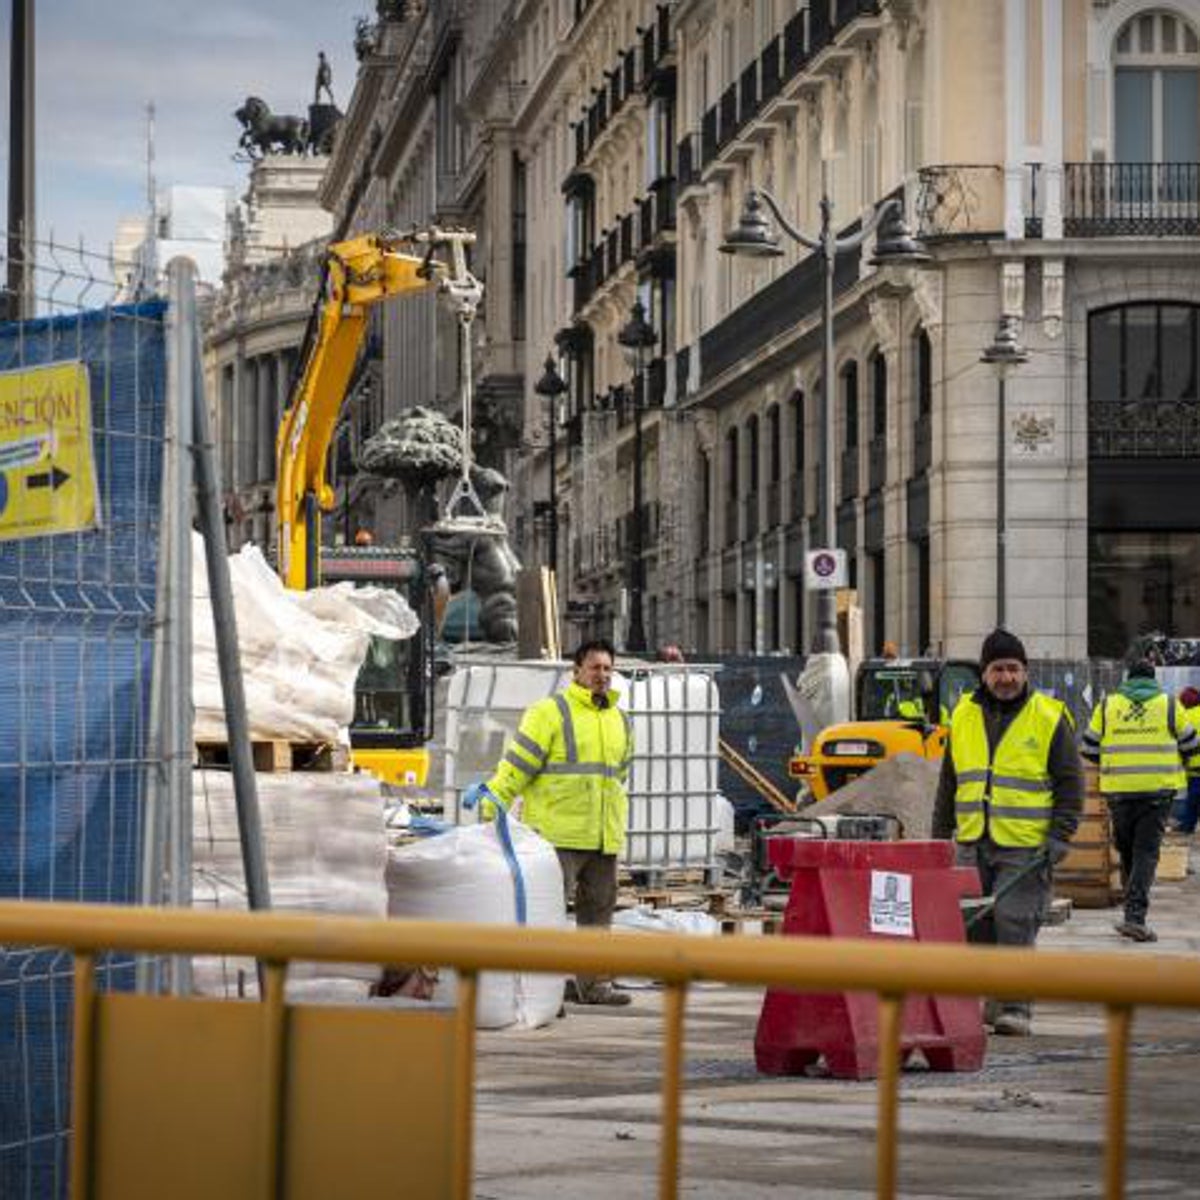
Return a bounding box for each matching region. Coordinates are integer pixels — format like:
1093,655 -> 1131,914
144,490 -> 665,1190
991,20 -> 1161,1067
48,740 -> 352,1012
2,900 -> 1199,1199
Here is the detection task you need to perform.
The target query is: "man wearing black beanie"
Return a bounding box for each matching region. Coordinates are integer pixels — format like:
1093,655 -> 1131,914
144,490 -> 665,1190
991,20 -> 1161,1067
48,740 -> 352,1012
932,628 -> 1084,1037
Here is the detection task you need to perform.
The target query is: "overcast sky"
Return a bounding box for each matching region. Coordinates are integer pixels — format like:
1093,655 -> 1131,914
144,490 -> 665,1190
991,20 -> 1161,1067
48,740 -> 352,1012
1,2 -> 359,276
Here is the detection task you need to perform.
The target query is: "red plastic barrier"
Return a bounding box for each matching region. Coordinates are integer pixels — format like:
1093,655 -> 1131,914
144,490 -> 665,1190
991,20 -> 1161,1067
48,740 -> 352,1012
754,839 -> 985,1080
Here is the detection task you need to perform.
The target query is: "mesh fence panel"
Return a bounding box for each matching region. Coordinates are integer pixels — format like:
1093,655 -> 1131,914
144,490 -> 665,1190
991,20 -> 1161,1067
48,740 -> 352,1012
0,241 -> 177,1198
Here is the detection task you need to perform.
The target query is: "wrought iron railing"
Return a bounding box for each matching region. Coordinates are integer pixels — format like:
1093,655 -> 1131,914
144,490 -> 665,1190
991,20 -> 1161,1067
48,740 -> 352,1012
1025,162 -> 1200,236
1063,162 -> 1200,237
915,164 -> 1004,238
1089,398 -> 1200,458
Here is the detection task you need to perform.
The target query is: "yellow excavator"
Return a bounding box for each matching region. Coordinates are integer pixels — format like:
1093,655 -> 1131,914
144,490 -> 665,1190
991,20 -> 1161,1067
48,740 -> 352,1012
787,656 -> 981,802
275,226 -> 483,785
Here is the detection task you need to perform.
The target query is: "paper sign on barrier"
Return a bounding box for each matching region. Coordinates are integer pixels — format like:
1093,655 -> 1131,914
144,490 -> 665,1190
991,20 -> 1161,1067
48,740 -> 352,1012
869,870 -> 914,937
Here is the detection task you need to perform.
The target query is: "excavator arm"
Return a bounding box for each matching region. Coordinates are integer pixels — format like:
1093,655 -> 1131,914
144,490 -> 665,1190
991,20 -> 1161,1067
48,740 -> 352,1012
275,231 -> 444,590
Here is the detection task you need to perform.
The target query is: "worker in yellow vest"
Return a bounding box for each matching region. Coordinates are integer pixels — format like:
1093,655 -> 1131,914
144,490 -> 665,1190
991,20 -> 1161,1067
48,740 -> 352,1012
1172,685 -> 1200,835
1081,662 -> 1200,942
932,629 -> 1084,1037
466,638 -> 634,1006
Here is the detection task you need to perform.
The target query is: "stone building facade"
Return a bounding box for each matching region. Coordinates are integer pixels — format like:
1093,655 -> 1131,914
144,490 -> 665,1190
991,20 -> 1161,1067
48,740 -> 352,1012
328,0 -> 1200,660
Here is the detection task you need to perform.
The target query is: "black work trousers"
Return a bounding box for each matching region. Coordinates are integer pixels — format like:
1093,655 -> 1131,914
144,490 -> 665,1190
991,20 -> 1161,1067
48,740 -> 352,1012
557,848 -> 619,996
1107,796 -> 1170,925
957,839 -> 1050,1019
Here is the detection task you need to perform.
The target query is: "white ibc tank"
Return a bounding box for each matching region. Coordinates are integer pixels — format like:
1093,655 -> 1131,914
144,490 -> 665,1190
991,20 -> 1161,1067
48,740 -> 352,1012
625,670 -> 731,867
443,662 -> 733,872
385,817 -> 566,1029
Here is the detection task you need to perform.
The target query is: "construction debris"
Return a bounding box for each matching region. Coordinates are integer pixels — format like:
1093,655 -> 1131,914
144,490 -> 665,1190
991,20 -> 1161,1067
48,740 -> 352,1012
800,752 -> 942,839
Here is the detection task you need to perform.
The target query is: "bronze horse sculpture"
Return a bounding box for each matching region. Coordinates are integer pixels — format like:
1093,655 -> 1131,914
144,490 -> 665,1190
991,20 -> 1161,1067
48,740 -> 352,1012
234,96 -> 308,158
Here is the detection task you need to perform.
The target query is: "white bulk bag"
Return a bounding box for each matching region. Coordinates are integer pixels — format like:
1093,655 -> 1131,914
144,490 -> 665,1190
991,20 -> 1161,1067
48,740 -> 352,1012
385,816 -> 565,1029
192,532 -> 420,744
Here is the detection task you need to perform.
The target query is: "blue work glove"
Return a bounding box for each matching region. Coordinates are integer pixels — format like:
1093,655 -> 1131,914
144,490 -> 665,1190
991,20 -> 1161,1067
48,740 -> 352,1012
461,781 -> 495,812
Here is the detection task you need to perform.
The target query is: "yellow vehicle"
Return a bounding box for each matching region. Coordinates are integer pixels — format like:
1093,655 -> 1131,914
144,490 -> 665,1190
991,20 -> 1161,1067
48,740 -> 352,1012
787,657 -> 981,802
275,227 -> 480,785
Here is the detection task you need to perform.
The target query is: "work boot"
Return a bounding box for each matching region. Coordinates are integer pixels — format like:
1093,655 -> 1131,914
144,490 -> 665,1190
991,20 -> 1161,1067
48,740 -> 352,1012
570,982 -> 632,1007
992,1009 -> 1031,1037
1114,920 -> 1158,943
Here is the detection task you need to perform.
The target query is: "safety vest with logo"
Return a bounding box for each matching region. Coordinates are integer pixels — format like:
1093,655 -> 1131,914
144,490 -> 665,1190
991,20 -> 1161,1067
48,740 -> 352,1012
486,681 -> 633,854
950,692 -> 1067,847
1086,693 -> 1186,796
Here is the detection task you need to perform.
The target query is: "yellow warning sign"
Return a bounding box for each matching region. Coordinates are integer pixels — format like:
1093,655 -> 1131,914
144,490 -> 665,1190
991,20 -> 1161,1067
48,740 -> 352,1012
0,360 -> 100,542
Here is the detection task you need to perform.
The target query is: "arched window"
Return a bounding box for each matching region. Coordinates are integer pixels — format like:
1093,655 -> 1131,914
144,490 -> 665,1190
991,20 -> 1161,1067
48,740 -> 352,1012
1114,9 -> 1200,202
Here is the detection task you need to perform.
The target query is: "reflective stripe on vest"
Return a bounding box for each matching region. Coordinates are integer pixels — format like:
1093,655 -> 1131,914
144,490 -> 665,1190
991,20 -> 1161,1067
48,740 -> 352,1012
1096,693 -> 1185,795
553,694 -> 578,763
950,692 -> 1065,848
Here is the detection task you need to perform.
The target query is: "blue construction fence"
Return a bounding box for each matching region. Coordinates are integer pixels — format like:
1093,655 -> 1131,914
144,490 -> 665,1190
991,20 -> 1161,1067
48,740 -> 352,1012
0,300 -> 168,1199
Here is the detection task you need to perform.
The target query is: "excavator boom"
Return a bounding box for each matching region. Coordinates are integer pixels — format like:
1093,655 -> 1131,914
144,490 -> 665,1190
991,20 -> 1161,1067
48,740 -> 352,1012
275,231 -> 457,589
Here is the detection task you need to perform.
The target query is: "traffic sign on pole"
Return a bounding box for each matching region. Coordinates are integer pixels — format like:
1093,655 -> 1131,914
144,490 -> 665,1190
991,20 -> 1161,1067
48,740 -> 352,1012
804,548 -> 847,591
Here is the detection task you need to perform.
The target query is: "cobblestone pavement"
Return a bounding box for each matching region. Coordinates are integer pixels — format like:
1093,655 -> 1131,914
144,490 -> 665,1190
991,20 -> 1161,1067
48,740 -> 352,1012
473,865 -> 1200,1199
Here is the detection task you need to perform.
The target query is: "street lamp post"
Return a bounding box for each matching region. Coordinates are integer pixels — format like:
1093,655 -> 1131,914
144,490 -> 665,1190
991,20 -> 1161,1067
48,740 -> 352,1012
534,354 -> 568,581
720,171 -> 929,655
618,298 -> 657,654
980,315 -> 1029,629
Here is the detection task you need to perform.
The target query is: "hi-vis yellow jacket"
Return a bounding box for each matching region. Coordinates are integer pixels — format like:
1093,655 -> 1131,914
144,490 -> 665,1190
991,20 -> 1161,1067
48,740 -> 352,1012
1082,692 -> 1197,796
485,681 -> 633,854
950,692 -> 1067,847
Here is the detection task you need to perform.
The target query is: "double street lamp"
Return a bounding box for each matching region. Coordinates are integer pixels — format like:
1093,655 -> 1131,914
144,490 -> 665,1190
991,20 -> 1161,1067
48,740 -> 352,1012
720,175 -> 929,655
980,315 -> 1029,629
617,297 -> 657,654
534,354 -> 568,582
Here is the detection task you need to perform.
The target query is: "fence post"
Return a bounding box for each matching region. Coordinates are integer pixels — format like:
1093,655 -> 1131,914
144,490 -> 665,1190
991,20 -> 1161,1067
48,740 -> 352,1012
175,259 -> 273,929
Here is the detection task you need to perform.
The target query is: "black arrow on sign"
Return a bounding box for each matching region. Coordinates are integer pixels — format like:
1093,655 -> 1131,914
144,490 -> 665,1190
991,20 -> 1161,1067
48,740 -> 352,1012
26,465 -> 71,491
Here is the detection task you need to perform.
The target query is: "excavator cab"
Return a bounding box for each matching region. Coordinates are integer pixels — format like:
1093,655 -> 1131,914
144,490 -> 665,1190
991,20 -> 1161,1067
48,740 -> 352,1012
318,544 -> 435,786
788,657 -> 980,802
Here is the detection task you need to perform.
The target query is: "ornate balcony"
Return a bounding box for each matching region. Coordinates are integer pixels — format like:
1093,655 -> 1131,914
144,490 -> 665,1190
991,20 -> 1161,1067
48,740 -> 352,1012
915,164 -> 1004,239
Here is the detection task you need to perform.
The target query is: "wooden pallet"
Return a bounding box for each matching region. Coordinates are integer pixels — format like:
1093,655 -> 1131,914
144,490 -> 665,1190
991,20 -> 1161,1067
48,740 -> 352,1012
719,910 -> 784,936
195,740 -> 349,774
1056,769 -> 1122,908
